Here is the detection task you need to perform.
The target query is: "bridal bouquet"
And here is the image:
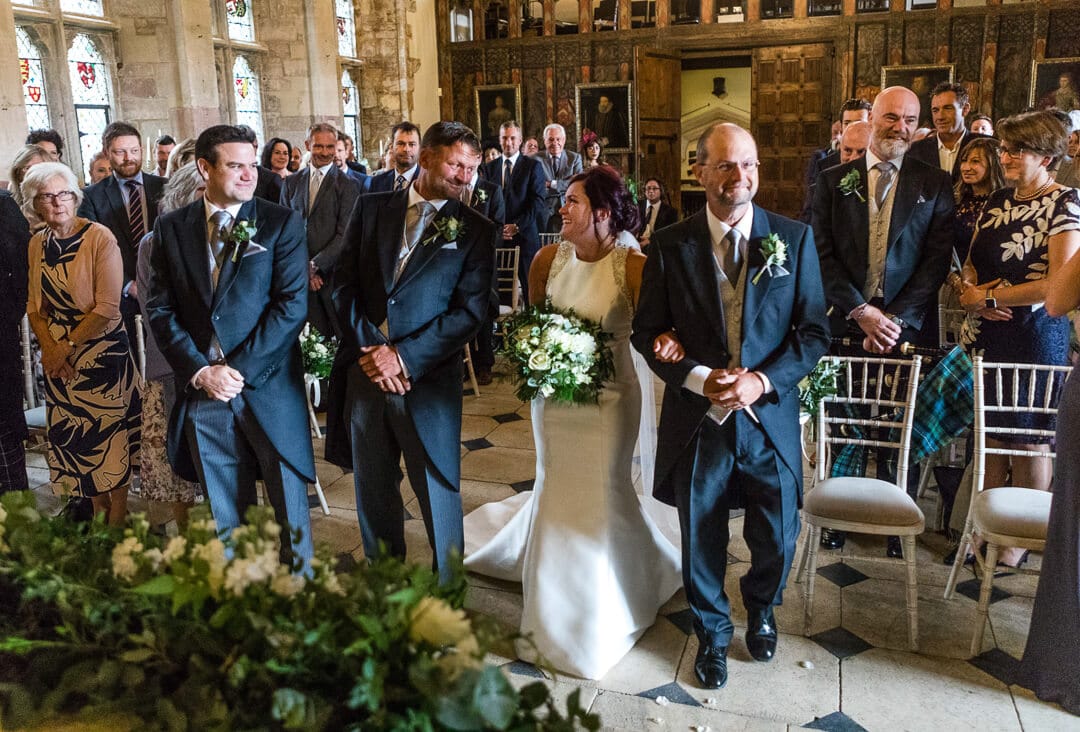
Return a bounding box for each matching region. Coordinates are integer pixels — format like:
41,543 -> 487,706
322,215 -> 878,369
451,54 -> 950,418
500,302 -> 615,404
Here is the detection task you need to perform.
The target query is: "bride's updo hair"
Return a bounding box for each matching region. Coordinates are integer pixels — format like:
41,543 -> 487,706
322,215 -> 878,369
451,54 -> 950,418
569,165 -> 640,242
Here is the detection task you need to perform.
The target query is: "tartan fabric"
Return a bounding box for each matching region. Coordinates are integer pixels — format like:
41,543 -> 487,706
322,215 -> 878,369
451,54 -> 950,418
909,346 -> 974,464
0,426 -> 28,493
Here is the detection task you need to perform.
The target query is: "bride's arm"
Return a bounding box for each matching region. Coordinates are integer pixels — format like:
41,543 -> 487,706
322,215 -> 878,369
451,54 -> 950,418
527,244 -> 560,306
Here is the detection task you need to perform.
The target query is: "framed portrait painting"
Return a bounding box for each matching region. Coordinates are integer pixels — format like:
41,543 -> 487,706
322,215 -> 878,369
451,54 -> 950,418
1030,58 -> 1080,113
575,82 -> 634,154
474,84 -> 522,141
880,64 -> 955,125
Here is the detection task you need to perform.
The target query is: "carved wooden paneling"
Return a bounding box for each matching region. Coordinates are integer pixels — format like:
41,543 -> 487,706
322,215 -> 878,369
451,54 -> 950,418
522,67 -> 547,133
452,49 -> 484,75
521,44 -> 552,69
554,66 -> 577,132
950,15 -> 983,85
486,48 -> 512,83
993,11 -> 1035,122
904,18 -> 936,65
856,24 -> 886,98
1047,8 -> 1080,59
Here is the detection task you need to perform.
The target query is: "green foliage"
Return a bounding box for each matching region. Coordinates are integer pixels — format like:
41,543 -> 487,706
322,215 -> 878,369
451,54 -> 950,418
799,357 -> 845,422
0,493 -> 599,730
300,326 -> 337,379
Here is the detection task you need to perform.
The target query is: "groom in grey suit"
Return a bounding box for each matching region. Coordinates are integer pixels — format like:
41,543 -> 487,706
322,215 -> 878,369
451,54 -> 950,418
532,123 -> 582,233
632,123 -> 830,689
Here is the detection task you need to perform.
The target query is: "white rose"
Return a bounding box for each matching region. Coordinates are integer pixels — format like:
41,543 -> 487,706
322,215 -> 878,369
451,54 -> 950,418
162,536 -> 187,565
437,633 -> 483,680
527,350 -> 551,371
270,570 -> 306,598
409,596 -> 472,646
539,383 -> 555,398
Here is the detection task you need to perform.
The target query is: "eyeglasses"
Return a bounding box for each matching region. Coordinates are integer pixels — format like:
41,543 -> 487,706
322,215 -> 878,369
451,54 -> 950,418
643,185 -> 661,191
34,191 -> 77,204
998,144 -> 1029,159
701,160 -> 760,175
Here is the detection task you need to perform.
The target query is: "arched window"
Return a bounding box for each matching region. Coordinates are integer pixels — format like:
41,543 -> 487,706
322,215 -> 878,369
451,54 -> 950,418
68,33 -> 112,179
336,0 -> 356,58
16,28 -> 50,132
233,55 -> 264,142
226,0 -> 255,42
60,0 -> 104,16
342,69 -> 361,152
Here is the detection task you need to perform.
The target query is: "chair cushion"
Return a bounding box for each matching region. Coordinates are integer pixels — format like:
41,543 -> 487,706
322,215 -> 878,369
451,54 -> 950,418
24,406 -> 46,429
973,487 -> 1051,541
804,477 -> 924,528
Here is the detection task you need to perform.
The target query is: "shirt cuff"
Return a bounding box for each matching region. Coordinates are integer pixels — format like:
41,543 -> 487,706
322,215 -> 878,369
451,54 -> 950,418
683,365 -> 712,396
756,372 -> 773,394
190,365 -> 209,389
122,280 -> 134,298
397,352 -> 410,380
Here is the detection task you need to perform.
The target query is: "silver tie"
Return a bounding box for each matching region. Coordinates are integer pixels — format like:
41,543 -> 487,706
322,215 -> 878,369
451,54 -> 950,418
874,161 -> 895,210
396,201 -> 435,282
209,209 -> 232,284
308,168 -> 323,213
721,229 -> 742,284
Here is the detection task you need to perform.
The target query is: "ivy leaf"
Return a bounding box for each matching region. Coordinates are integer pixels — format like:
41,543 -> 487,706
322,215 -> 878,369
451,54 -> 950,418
133,575 -> 175,595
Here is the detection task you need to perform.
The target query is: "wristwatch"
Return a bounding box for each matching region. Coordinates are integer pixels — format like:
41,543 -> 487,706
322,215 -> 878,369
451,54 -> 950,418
985,288 -> 997,309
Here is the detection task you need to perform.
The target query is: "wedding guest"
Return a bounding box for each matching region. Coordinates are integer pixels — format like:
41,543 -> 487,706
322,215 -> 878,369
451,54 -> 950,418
955,110 -> 1080,567
838,121 -> 871,165
0,187 -> 30,493
368,122 -> 421,193
88,152 -> 112,185
166,138 -> 196,177
325,121 -> 497,584
9,144 -> 51,210
969,114 -> 994,137
155,135 -> 175,178
533,123 -> 583,233
260,137 -> 293,179
952,137 -> 1004,264
288,145 -> 302,172
25,129 -> 63,161
581,130 -> 602,169
465,165 -> 681,679
23,162 -> 140,525
482,144 -> 500,165
522,136 -> 540,156
636,177 -> 678,246
1019,222 -> 1080,715
1055,111 -> 1080,189
633,123 -> 830,688
910,82 -> 977,182
134,164 -> 206,529
145,124 -> 314,568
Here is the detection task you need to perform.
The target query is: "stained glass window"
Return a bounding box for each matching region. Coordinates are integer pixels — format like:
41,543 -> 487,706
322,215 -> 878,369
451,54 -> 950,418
336,0 -> 356,57
226,0 -> 255,42
342,69 -> 360,153
68,34 -> 112,180
16,28 -> 50,132
61,0 -> 104,16
233,56 -> 264,143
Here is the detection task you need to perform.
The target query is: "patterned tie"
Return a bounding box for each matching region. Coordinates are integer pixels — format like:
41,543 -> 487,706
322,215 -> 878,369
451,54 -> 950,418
126,180 -> 145,243
394,173 -> 407,191
723,229 -> 743,284
209,210 -> 232,284
874,161 -> 896,210
551,155 -> 560,178
503,159 -> 512,188
396,201 -> 435,282
308,168 -> 323,213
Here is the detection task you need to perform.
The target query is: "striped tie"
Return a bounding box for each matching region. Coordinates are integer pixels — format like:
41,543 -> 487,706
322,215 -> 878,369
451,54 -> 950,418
395,174 -> 407,191
126,180 -> 145,243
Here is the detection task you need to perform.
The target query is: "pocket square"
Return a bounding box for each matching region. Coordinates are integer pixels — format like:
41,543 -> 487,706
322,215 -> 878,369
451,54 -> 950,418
440,242 -> 458,250
242,241 -> 268,257
916,195 -> 928,204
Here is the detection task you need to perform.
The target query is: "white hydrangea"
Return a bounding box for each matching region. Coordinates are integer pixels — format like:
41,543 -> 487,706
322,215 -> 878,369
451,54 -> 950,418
111,536 -> 144,580
191,538 -> 228,596
409,597 -> 472,646
270,570 -> 305,598
162,536 -> 187,565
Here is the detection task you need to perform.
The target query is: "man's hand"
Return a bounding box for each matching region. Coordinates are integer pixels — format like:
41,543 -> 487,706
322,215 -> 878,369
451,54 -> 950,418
854,304 -> 901,354
375,375 -> 412,395
359,344 -> 404,382
197,364 -> 245,402
309,262 -> 323,291
502,223 -> 519,241
653,331 -> 685,363
703,368 -> 765,410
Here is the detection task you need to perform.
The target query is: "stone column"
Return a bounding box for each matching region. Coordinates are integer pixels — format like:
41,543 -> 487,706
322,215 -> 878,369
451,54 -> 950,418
0,0 -> 31,164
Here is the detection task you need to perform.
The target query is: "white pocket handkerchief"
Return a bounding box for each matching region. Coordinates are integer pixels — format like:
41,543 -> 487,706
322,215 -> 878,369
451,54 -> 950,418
440,242 -> 458,250
916,194 -> 927,204
242,241 -> 268,258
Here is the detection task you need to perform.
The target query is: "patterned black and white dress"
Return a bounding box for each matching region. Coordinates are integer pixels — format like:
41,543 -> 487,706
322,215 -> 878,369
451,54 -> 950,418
39,223 -> 140,496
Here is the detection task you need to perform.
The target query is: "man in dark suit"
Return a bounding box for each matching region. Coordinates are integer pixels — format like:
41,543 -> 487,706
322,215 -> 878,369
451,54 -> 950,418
236,125 -> 285,204
532,123 -> 582,233
335,133 -> 370,190
812,86 -> 954,553
145,124 -> 314,567
280,122 -> 363,339
0,190 -> 30,493
325,121 -> 497,583
908,81 -> 978,182
464,173 -> 506,385
79,121 -> 166,351
636,177 -> 679,246
799,99 -> 872,223
482,120 -> 546,301
632,123 -> 830,689
367,122 -> 422,194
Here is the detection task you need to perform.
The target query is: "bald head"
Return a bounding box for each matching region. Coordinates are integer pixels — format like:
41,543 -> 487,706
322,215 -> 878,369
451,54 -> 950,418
869,86 -> 920,160
694,123 -> 759,223
839,121 -> 871,164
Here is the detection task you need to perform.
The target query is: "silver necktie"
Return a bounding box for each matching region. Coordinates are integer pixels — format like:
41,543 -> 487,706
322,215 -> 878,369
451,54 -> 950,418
874,161 -> 895,210
397,201 -> 435,281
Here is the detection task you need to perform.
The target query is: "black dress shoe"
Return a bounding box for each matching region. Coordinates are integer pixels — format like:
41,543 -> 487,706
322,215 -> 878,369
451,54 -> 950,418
886,536 -> 904,559
820,528 -> 846,550
693,642 -> 728,688
745,608 -> 778,662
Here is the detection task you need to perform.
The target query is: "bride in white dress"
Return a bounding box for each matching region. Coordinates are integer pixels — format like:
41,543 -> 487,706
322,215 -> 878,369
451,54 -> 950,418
464,166 -> 682,680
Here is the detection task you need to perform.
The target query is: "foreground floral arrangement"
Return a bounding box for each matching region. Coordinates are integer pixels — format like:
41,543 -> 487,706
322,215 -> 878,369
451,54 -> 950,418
0,492 -> 599,730
499,302 -> 615,405
300,326 -> 337,379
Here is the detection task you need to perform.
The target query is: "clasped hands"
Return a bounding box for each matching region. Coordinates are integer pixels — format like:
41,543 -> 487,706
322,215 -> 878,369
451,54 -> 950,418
359,344 -> 411,395
41,339 -> 76,381
956,276 -> 1013,322
652,331 -> 764,410
196,365 -> 245,402
853,303 -> 901,354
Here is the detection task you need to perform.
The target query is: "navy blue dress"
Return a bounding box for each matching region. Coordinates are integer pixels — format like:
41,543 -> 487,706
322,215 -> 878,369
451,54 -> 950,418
961,187 -> 1080,442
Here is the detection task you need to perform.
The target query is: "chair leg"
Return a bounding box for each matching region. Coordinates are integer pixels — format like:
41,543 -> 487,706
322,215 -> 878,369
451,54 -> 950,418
463,344 -> 480,397
306,381 -> 323,440
970,543 -> 998,657
803,525 -> 821,637
902,535 -> 919,651
944,520 -> 975,600
313,475 -> 330,516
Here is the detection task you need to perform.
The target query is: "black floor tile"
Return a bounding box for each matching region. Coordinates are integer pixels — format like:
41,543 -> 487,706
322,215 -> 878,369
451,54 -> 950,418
816,562 -> 870,588
804,711 -> 869,732
502,660 -> 545,678
492,412 -> 524,424
637,681 -> 701,707
510,479 -> 534,493
809,627 -> 873,659
664,608 -> 695,636
969,648 -> 1022,687
955,578 -> 1012,605
462,437 -> 494,451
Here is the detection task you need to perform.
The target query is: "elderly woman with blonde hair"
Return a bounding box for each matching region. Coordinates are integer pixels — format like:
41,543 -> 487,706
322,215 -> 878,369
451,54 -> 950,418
9,144 -> 53,210
133,164 -> 206,529
22,162 -> 140,525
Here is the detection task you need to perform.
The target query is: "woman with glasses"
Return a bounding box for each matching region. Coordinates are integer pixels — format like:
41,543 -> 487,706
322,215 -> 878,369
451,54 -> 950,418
954,110 -> 1080,567
22,162 -> 140,526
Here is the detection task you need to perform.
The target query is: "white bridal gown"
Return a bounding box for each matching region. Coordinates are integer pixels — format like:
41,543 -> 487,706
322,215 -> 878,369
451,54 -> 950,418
464,241 -> 682,680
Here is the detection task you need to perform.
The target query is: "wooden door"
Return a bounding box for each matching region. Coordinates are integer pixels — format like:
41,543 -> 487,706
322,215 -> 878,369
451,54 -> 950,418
635,48 -> 682,213
752,44 -> 832,219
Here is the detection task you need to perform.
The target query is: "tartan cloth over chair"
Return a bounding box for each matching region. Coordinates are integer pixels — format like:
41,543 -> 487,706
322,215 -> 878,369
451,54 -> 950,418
910,346 -> 974,464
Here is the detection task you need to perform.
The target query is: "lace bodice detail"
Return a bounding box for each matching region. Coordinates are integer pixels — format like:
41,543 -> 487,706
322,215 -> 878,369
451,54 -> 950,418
546,241 -> 633,329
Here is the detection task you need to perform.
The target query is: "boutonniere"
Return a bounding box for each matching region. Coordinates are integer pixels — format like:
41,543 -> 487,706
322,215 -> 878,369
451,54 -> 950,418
423,216 -> 464,246
752,233 -> 790,286
474,188 -> 488,203
228,219 -> 258,262
838,169 -> 866,202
